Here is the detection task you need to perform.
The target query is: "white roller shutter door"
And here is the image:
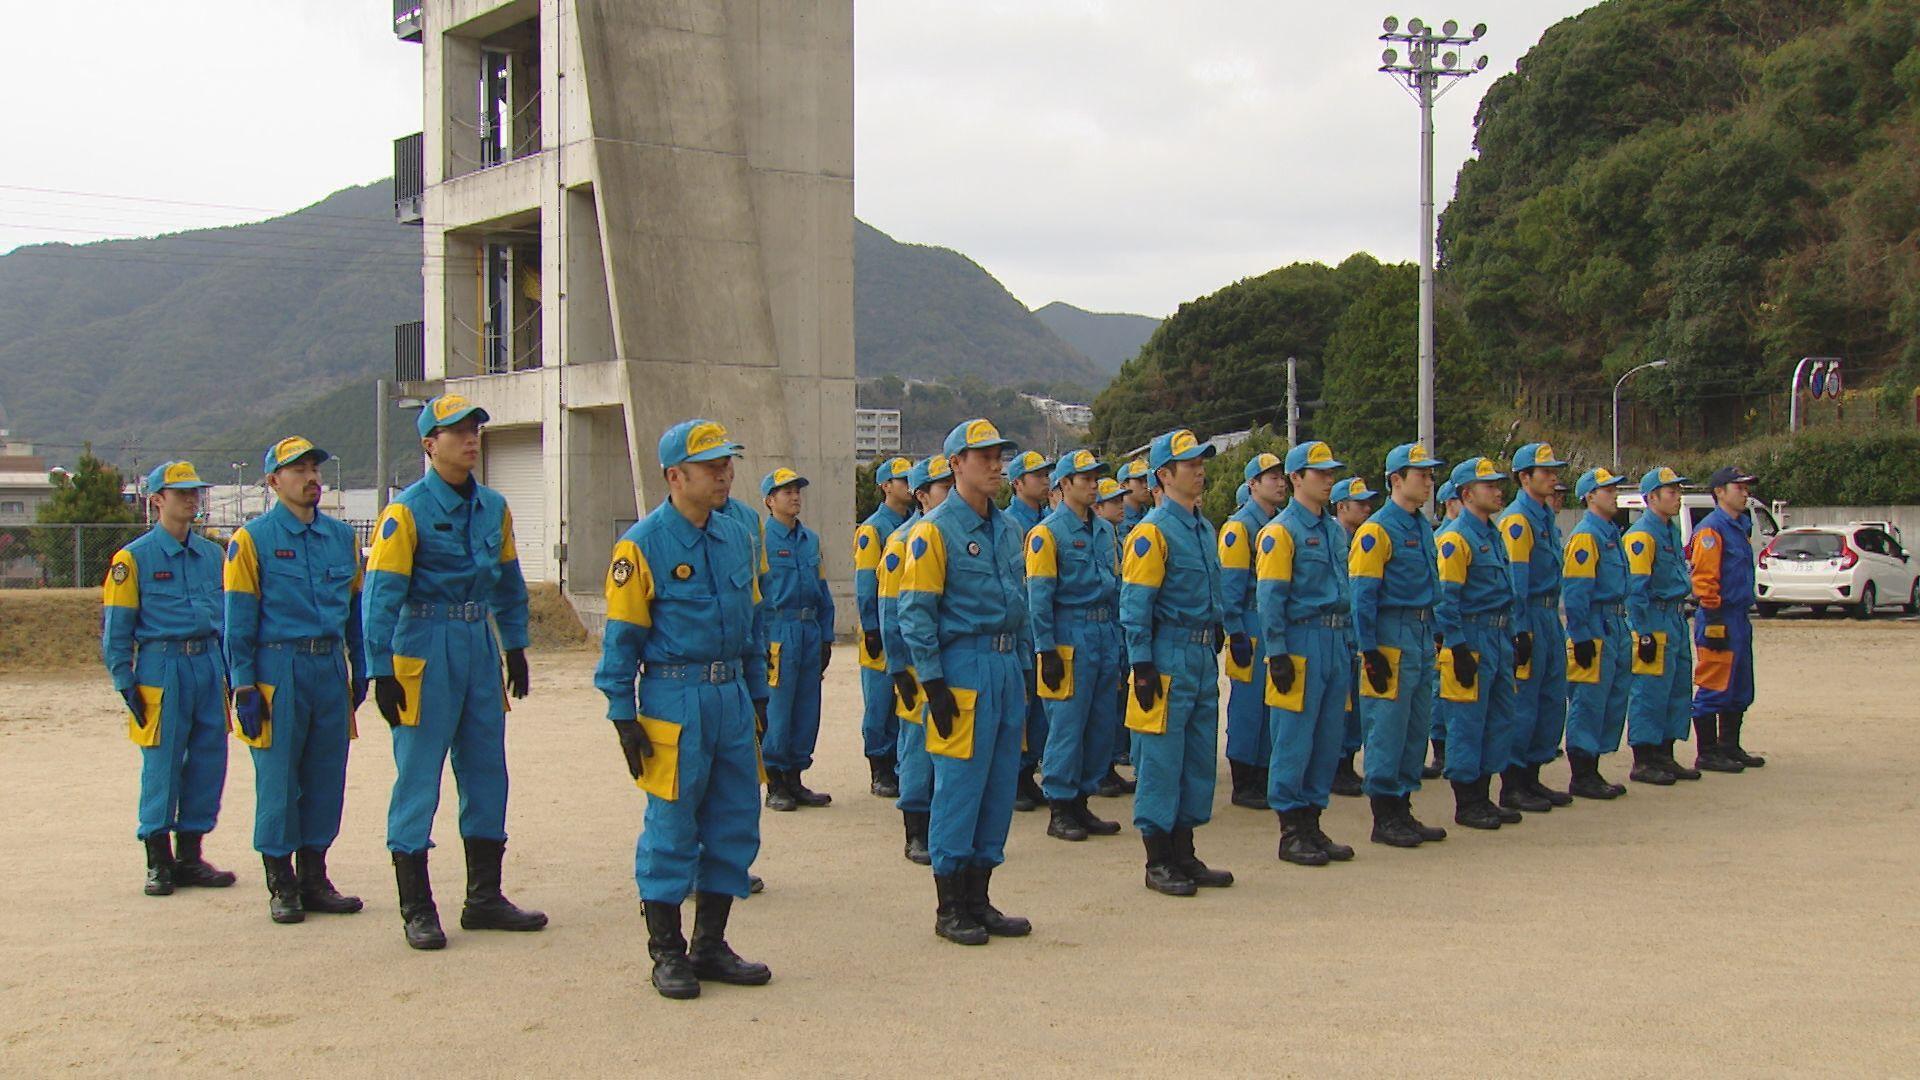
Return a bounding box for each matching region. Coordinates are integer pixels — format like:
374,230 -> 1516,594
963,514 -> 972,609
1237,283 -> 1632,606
484,426 -> 549,583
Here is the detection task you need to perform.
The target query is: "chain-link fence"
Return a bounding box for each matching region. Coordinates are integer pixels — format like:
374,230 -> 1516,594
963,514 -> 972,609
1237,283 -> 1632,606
0,521 -> 377,590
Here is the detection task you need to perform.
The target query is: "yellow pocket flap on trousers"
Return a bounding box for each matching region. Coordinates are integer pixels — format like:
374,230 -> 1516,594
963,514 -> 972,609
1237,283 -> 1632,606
129,685 -> 164,747
634,716 -> 683,800
1631,631 -> 1668,677
231,682 -> 275,749
392,655 -> 427,727
1037,645 -> 1076,701
858,633 -> 886,671
767,641 -> 783,689
1566,640 -> 1602,685
925,686 -> 978,760
895,668 -> 925,722
1358,646 -> 1402,701
1693,646 -> 1733,693
1265,656 -> 1307,711
1125,673 -> 1172,735
1437,649 -> 1481,704
1225,637 -> 1255,684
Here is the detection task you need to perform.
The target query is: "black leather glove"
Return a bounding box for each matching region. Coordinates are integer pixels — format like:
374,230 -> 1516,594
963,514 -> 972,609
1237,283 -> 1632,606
1267,654 -> 1295,695
1450,644 -> 1478,688
923,677 -> 958,739
119,687 -> 143,723
863,628 -> 883,660
233,685 -> 269,741
1130,662 -> 1161,712
1637,634 -> 1658,664
613,719 -> 651,778
1229,633 -> 1253,668
349,665 -> 369,710
753,697 -> 768,741
1513,631 -> 1534,670
820,642 -> 833,673
1433,632 -> 1445,650
504,648 -> 529,699
891,671 -> 920,712
1362,649 -> 1392,694
1572,638 -> 1597,668
1213,624 -> 1227,655
1038,649 -> 1065,692
375,675 -> 408,728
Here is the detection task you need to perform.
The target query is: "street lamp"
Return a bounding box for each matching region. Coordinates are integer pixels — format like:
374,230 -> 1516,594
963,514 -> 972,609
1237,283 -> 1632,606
1612,359 -> 1668,467
1378,16 -> 1489,459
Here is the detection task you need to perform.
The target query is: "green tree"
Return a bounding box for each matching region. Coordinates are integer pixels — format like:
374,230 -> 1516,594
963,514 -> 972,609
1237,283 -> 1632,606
34,447 -> 139,587
1199,427 -> 1289,525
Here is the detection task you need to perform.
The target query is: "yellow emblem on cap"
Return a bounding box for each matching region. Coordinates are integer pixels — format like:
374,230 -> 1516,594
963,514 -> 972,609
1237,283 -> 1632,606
1307,443 -> 1333,465
1020,451 -> 1043,471
1350,479 -> 1371,497
965,419 -> 1001,446
1074,450 -> 1093,469
164,462 -> 201,485
1593,468 -> 1615,484
1475,458 -> 1498,478
772,468 -> 798,487
685,422 -> 728,456
1171,430 -> 1198,455
888,457 -> 911,476
1658,467 -> 1678,483
1410,443 -> 1429,462
1097,478 -> 1120,499
1537,443 -> 1555,461
928,454 -> 951,479
274,437 -> 314,462
433,395 -> 471,421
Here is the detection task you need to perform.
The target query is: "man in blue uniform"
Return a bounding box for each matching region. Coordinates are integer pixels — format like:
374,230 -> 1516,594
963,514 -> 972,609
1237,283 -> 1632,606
758,468 -> 836,812
1435,456 -> 1527,830
1560,467 -> 1632,800
1220,452 -> 1285,810
1003,449 -> 1054,812
1095,477 -> 1126,529
1329,476 -> 1382,797
1027,449 -> 1124,843
103,461 -> 238,896
363,395 -> 545,950
1122,429 -> 1233,897
1689,466 -> 1765,773
224,437 -> 367,923
882,455 -> 953,864
1255,441 -> 1355,866
899,420 -> 1034,945
855,457 -> 915,798
1348,445 -> 1450,848
596,419 -> 773,1000
1623,467 -> 1701,785
1117,459 -> 1152,539
1422,478 -> 1463,779
1498,443 -> 1573,811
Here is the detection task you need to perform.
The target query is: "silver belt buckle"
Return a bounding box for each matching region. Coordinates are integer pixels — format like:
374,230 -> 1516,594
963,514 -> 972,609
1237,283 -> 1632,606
707,660 -> 730,683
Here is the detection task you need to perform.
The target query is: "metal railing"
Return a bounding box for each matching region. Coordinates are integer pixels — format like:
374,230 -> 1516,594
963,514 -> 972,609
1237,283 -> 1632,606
393,132 -> 424,223
0,522 -> 376,590
393,0 -> 423,41
395,320 -> 426,383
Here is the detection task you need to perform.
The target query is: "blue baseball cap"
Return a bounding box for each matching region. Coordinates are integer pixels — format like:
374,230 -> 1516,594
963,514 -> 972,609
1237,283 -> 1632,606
1331,477 -> 1382,505
1116,459 -> 1149,484
1148,429 -> 1214,472
1050,448 -> 1105,485
760,467 -> 807,498
1436,480 -> 1460,504
1285,441 -> 1343,473
1450,457 -> 1507,486
1709,466 -> 1758,490
1234,482 -> 1250,508
1095,477 -> 1125,504
262,436 -> 330,474
1243,452 -> 1283,481
1007,450 -> 1053,482
944,418 -> 1016,458
1146,469 -> 1160,491
1385,442 -> 1444,474
909,454 -> 952,491
1574,467 -> 1626,502
1638,466 -> 1687,497
145,461 -> 213,493
659,419 -> 745,468
1512,441 -> 1568,472
874,456 -> 913,486
418,394 -> 490,438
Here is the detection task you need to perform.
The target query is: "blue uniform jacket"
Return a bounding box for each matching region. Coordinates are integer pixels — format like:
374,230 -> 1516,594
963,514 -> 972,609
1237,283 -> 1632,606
102,526 -> 227,691
897,496 -> 1031,685
1003,497 -> 1047,546
1218,500 -> 1274,641
1347,500 -> 1438,652
1500,490 -> 1563,605
1255,500 -> 1352,657
761,515 -> 834,639
1435,512 -> 1520,649
1624,512 -> 1690,628
1562,511 -> 1627,642
1026,504 -> 1119,654
223,502 -> 366,689
879,511 -> 921,677
1119,501 -> 1224,665
854,503 -> 909,634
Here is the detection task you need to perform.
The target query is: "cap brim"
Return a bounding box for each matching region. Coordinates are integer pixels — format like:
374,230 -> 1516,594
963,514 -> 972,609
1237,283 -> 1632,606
270,447 -> 332,471
684,442 -> 746,463
162,480 -> 214,490
1300,459 -> 1345,472
423,404 -> 491,435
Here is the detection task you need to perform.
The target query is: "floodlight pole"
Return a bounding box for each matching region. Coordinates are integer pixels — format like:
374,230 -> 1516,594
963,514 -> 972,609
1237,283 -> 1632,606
1612,359 -> 1668,467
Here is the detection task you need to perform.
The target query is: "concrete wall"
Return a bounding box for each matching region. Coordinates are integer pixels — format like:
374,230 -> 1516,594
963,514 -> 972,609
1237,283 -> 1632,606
1775,506 -> 1920,545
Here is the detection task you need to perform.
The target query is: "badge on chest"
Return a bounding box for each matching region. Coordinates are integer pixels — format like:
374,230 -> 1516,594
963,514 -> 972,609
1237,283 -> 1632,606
673,563 -> 694,581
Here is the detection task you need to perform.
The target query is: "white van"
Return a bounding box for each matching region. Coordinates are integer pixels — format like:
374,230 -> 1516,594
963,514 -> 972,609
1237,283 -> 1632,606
1613,490 -> 1784,556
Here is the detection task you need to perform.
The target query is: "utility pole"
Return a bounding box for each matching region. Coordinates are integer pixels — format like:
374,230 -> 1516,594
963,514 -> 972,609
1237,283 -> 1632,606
1285,355 -> 1299,447
1378,17 -> 1489,455
1612,359 -> 1668,466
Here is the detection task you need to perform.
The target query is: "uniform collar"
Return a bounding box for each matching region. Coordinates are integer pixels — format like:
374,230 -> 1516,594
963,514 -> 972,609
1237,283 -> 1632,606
149,524 -> 192,557
1282,500 -> 1326,526
265,500 -> 318,535
1515,490 -> 1554,527
766,516 -> 804,541
1582,509 -> 1618,538
424,468 -> 473,513
1051,504 -> 1094,533
660,497 -> 726,549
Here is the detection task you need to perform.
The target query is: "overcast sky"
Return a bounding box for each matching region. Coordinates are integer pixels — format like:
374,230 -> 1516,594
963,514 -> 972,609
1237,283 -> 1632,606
3,0 -> 1596,317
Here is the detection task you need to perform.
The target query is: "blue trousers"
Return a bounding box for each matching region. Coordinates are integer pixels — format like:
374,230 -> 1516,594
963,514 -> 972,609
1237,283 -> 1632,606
1039,617 -> 1121,801
1565,615 -> 1632,757
763,617 -> 825,771
895,711 -> 934,814
1341,654 -> 1363,755
134,647 -> 228,839
859,664 -> 898,763
1223,637 -> 1268,767
1628,604 -> 1693,745
386,622 -> 508,854
1439,621 -> 1518,782
1361,611 -> 1435,798
1020,686 -> 1049,774
249,649 -> 352,856
1511,602 -> 1568,767
928,642 -> 1025,876
634,675 -> 761,903
1132,634 -> 1219,837
1691,606 -> 1755,717
1267,625 -> 1353,812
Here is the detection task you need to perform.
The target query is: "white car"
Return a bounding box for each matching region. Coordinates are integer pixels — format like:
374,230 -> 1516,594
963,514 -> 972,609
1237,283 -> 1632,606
1755,524 -> 1919,618
1614,491 -> 1784,555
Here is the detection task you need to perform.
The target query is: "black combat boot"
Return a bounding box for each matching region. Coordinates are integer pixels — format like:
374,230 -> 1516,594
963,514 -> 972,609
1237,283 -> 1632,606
1401,795 -> 1448,841
1629,743 -> 1676,785
1046,800 -> 1089,842
1142,833 -> 1197,896
1720,712 -> 1766,768
1567,751 -> 1624,800
902,811 -> 931,865
764,768 -> 798,812
458,837 -> 548,932
1070,795 -> 1122,836
1370,795 -> 1424,848
1499,767 -> 1552,813
1452,780 -> 1502,830
172,832 -> 237,887
262,854 -> 304,924
1228,761 -> 1267,809
644,900 -> 699,999
689,892 -> 773,985
1488,776 -> 1523,823
965,866 -> 1031,937
1659,740 -> 1701,780
1423,738 -> 1446,780
1276,808 -> 1330,866
1171,826 -> 1234,886
1693,714 -> 1745,773
1527,763 -> 1573,806
296,848 -> 363,914
143,833 -> 175,896
392,851 -> 446,951
1304,807 -> 1355,861
935,874 -> 989,944
1095,766 -> 1136,797
1013,771 -> 1045,813
789,769 -> 832,807
868,756 -> 901,798
1331,753 -> 1365,797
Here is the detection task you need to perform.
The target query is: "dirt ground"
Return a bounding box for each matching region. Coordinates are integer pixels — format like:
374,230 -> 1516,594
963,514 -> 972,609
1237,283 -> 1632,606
2,617 -> 1916,1077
